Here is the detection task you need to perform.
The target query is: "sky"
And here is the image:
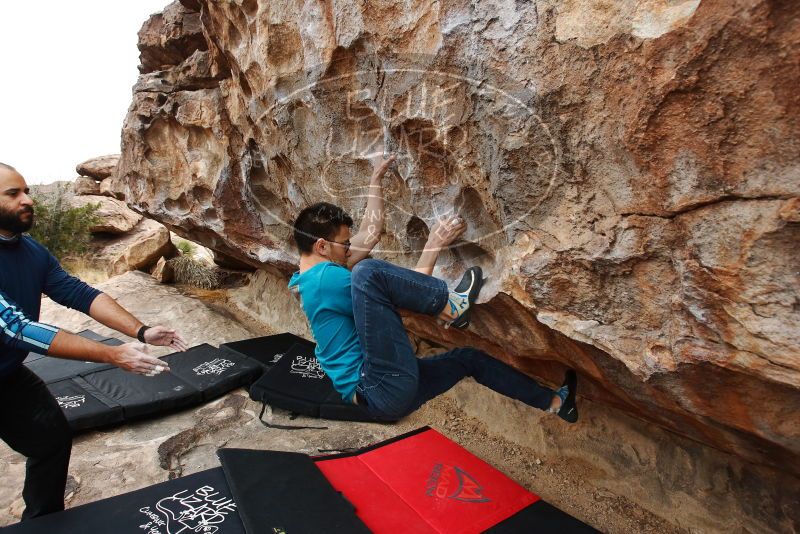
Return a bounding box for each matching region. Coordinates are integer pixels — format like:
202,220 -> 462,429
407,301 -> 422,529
0,0 -> 170,184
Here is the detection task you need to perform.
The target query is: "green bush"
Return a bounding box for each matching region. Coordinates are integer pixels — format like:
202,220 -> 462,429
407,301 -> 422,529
175,238 -> 196,256
29,185 -> 100,261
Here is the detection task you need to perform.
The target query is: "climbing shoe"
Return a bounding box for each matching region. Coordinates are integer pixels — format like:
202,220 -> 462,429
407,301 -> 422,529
556,369 -> 578,423
446,266 -> 484,329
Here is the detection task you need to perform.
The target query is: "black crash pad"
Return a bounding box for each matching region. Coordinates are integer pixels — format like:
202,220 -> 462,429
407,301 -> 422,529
248,340 -> 387,423
22,329 -> 124,384
2,466 -> 244,534
219,332 -> 313,369
218,448 -> 370,533
161,343 -> 263,401
3,449 -> 368,534
81,365 -> 202,419
56,343 -> 263,428
46,377 -> 124,431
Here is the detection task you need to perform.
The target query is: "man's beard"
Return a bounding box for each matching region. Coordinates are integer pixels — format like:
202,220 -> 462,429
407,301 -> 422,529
0,206 -> 34,234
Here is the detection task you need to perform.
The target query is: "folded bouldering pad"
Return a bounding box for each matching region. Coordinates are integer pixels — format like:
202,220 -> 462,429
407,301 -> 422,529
247,340 -> 387,423
40,342 -> 263,432
314,427 -> 597,533
218,448 -> 370,533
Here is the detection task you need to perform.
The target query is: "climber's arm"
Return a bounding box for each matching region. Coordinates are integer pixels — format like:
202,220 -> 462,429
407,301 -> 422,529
348,154 -> 396,268
414,215 -> 467,276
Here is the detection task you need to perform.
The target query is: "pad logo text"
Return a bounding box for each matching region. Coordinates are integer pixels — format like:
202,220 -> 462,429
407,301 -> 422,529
56,394 -> 85,409
193,359 -> 235,376
425,463 -> 490,503
138,484 -> 236,534
289,355 -> 325,379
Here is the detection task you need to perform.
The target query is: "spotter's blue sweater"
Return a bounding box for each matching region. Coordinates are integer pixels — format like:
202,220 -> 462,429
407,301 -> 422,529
0,235 -> 101,380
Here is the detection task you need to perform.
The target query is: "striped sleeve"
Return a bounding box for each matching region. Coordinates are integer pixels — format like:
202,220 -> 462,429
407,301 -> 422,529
0,291 -> 59,354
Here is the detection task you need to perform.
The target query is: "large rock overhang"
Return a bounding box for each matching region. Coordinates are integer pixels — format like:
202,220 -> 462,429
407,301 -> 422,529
113,0 -> 800,474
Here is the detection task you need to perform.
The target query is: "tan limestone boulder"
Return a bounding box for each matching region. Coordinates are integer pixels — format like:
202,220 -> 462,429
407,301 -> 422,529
75,154 -> 119,181
98,179 -> 117,198
87,219 -> 176,276
70,195 -> 142,234
150,255 -> 174,283
72,176 -> 101,196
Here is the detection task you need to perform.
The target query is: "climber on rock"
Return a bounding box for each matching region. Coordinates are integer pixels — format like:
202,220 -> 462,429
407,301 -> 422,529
0,162 -> 188,520
288,154 -> 578,422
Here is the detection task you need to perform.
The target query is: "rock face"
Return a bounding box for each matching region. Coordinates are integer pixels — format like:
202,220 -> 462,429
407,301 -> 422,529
75,154 -> 120,181
113,0 -> 799,489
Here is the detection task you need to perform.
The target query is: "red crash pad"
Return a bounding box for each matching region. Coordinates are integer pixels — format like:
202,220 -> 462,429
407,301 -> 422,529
315,427 -> 540,533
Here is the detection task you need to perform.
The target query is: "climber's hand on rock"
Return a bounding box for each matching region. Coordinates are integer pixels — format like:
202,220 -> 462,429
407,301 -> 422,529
371,153 -> 396,180
428,214 -> 467,249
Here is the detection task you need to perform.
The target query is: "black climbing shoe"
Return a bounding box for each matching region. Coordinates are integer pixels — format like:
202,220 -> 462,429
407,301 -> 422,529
447,266 -> 484,329
557,370 -> 578,423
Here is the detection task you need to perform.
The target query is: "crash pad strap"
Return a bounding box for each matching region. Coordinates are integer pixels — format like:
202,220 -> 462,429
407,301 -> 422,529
257,402 -> 328,431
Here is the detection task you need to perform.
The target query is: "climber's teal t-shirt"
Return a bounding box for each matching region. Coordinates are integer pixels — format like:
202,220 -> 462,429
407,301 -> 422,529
288,261 -> 362,401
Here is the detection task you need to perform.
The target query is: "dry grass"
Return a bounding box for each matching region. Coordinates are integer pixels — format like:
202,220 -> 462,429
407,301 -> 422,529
62,257 -> 109,284
169,254 -> 220,289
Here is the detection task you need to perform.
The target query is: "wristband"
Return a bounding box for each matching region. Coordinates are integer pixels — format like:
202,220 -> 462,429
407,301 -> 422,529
136,325 -> 151,343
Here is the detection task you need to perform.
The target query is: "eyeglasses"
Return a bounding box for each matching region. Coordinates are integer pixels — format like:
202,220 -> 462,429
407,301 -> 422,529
326,239 -> 351,252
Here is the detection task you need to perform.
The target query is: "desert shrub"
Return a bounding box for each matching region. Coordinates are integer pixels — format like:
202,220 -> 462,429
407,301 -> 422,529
168,254 -> 219,289
29,185 -> 100,261
175,238 -> 196,256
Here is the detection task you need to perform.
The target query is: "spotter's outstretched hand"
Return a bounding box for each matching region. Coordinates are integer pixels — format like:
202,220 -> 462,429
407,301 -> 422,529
144,326 -> 188,352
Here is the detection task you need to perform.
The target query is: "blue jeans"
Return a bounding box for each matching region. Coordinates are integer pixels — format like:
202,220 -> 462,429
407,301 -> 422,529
351,259 -> 554,420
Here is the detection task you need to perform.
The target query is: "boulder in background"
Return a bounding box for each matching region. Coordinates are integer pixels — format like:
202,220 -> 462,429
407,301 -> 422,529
70,195 -> 142,235
72,176 -> 101,196
75,154 -> 120,181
